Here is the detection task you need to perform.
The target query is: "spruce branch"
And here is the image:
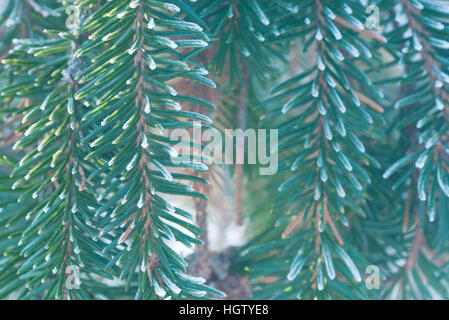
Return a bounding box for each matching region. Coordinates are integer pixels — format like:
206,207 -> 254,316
73,0 -> 223,299
383,0 -> 449,229
0,2 -> 111,299
235,0 -> 385,299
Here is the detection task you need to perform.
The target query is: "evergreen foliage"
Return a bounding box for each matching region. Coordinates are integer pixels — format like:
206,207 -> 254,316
1,0 -> 449,300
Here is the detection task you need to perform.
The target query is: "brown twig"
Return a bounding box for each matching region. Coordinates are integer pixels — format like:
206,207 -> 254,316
235,62 -> 249,225
353,89 -> 385,113
334,16 -> 387,43
323,196 -> 344,246
405,215 -> 424,272
282,207 -> 308,239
